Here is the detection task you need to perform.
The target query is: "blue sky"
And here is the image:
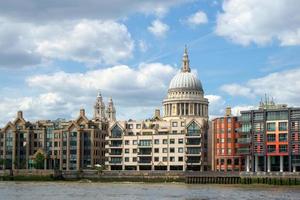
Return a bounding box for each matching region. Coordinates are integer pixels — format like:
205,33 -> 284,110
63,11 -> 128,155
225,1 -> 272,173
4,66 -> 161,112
1,0 -> 300,125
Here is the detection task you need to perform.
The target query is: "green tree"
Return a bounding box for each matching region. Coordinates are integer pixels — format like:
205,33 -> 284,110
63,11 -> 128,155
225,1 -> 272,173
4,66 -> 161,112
0,158 -> 6,169
34,153 -> 45,169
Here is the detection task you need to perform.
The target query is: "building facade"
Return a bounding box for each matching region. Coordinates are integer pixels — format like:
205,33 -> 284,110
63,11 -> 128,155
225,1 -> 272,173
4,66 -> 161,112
105,47 -> 209,171
212,107 -> 244,172
238,99 -> 300,172
0,94 -> 113,171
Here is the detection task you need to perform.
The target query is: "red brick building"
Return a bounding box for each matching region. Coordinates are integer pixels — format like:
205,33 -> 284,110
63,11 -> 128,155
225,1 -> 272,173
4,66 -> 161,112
212,107 -> 244,172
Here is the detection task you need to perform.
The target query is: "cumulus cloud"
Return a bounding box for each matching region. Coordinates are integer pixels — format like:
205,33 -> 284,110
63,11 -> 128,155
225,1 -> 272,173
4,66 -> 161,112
220,83 -> 254,98
0,19 -> 134,68
0,63 -> 178,126
0,1 -> 189,68
221,68 -> 300,106
216,0 -> 300,46
205,94 -> 226,117
0,0 -> 186,23
185,10 -> 208,26
148,20 -> 170,38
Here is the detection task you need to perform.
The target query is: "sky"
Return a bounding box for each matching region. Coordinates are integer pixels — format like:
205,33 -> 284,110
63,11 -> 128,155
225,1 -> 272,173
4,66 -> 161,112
1,0 -> 300,126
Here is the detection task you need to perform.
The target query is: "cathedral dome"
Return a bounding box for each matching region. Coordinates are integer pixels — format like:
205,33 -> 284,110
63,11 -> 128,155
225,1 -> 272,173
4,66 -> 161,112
169,72 -> 203,91
168,47 -> 203,92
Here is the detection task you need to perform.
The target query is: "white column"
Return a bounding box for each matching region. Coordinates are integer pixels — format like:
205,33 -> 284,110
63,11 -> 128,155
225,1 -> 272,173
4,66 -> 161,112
196,104 -> 199,116
255,155 -> 259,172
280,156 -> 283,172
246,156 -> 250,172
183,103 -> 186,115
267,156 -> 271,172
179,103 -> 181,116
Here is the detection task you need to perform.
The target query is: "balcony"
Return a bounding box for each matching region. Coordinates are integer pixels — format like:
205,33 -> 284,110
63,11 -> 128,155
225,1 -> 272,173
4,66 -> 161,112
238,138 -> 251,144
237,148 -> 251,154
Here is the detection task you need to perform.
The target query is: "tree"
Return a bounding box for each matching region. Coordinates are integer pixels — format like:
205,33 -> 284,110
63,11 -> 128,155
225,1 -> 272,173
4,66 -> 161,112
0,159 -> 6,169
34,152 -> 45,169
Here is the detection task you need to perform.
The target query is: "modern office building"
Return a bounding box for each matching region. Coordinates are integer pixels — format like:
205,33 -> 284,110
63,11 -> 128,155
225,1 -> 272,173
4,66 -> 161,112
212,107 -> 244,172
105,47 -> 209,171
238,98 -> 300,172
0,94 -> 112,170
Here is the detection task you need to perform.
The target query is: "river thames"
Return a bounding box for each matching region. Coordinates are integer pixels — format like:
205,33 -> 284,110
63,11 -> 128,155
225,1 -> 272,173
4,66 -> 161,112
0,182 -> 299,200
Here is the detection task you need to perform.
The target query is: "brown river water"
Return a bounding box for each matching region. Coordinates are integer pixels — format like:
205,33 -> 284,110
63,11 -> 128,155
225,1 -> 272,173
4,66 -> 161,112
0,181 -> 299,200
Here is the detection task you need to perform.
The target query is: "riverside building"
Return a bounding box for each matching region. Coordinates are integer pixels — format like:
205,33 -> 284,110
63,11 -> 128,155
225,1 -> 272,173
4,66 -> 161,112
105,48 -> 209,171
212,107 -> 244,172
0,93 -> 114,171
238,98 -> 300,172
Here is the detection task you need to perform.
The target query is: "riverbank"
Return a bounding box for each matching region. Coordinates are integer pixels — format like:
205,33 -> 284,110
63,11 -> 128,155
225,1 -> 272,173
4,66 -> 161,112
1,181 -> 300,200
1,170 -> 300,185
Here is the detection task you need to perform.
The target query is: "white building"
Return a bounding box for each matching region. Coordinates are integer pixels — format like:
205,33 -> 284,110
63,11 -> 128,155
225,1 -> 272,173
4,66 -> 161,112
105,47 -> 209,171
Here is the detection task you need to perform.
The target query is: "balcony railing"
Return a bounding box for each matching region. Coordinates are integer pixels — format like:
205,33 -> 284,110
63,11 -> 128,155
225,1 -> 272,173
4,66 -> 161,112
237,138 -> 251,144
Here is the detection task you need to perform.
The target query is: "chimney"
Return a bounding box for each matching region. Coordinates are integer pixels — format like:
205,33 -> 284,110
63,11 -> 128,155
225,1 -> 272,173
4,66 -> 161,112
225,107 -> 232,117
80,109 -> 85,116
17,111 -> 23,118
154,109 -> 161,119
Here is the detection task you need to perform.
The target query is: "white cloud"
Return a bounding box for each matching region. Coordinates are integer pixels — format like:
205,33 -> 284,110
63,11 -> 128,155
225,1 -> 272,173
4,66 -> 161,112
231,105 -> 256,116
221,67 -> 300,106
185,10 -> 208,26
0,1 -> 186,22
148,20 -> 169,38
220,83 -> 254,98
216,0 -> 300,46
0,1 -> 189,68
205,94 -> 226,117
36,20 -> 134,66
138,40 -> 148,52
0,63 -> 179,125
0,19 -> 134,67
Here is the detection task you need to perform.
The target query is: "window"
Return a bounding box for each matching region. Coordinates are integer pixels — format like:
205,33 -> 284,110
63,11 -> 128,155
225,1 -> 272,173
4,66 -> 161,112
178,138 -> 183,144
163,139 -> 168,144
279,145 -> 287,152
133,140 -> 137,145
267,145 -> 276,153
170,139 -> 175,144
163,148 -> 168,153
170,148 -> 175,153
279,122 -> 287,131
154,148 -> 159,153
227,159 -> 232,165
227,138 -> 231,143
170,157 -> 175,162
154,157 -> 159,162
178,147 -> 183,153
111,125 -> 122,138
267,134 -> 276,142
254,113 -> 264,121
133,149 -> 137,153
154,139 -> 159,144
267,123 -> 276,131
279,133 -> 288,142
172,122 -> 178,127
133,157 -> 137,162
178,157 -> 183,162
234,158 -> 239,165
125,140 -> 129,145
267,111 -> 288,120
242,123 -> 251,133
163,157 -> 167,162
125,149 -> 129,154
136,124 -> 141,129
187,122 -> 200,136
125,157 -> 129,162
172,130 -> 177,134
181,122 -> 185,127
139,140 -> 152,146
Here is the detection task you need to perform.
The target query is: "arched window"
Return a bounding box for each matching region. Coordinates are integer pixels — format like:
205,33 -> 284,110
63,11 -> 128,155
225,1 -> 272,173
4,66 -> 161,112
187,121 -> 201,136
111,125 -> 122,138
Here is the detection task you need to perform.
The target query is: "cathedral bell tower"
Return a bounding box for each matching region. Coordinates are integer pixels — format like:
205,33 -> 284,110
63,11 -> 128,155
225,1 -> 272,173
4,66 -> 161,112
94,91 -> 106,121
106,97 -> 116,122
